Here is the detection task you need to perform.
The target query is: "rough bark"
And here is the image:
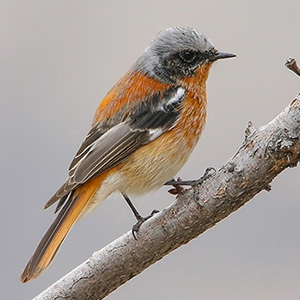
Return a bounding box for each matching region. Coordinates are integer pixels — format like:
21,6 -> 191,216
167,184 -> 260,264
34,92 -> 300,299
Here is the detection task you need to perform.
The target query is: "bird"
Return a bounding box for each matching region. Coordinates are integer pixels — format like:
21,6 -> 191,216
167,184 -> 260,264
20,27 -> 235,283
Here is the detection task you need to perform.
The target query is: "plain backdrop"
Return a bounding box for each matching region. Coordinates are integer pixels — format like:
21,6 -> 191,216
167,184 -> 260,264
2,1 -> 300,299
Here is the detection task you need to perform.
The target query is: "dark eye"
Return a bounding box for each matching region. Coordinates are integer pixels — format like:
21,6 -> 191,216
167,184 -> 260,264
179,50 -> 197,63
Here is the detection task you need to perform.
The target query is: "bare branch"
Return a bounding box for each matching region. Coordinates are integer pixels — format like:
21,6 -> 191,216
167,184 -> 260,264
34,94 -> 300,300
285,57 -> 300,76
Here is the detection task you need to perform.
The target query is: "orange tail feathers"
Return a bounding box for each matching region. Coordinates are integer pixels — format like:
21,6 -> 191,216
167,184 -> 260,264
20,179 -> 101,283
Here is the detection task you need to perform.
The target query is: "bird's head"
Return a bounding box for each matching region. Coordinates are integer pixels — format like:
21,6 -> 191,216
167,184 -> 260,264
136,27 -> 235,84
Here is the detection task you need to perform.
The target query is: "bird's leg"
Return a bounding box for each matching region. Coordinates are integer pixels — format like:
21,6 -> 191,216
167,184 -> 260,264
122,193 -> 159,240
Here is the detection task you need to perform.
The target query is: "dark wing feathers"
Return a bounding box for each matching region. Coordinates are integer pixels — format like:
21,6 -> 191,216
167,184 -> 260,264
129,86 -> 185,131
45,86 -> 185,211
70,123 -> 149,183
68,124 -> 107,171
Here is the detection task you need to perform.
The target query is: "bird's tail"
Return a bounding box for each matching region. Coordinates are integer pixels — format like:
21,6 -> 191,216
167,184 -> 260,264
20,178 -> 101,283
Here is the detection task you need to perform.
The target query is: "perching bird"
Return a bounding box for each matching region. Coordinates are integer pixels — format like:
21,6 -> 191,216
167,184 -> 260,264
20,27 -> 235,283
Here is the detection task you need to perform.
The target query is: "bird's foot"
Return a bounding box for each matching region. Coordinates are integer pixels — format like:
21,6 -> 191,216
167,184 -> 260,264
166,167 -> 216,187
165,167 -> 216,206
132,209 -> 159,240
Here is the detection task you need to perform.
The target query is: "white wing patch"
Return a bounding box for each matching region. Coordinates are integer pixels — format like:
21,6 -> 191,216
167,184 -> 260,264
160,87 -> 185,112
166,87 -> 185,107
148,128 -> 163,141
149,87 -> 185,140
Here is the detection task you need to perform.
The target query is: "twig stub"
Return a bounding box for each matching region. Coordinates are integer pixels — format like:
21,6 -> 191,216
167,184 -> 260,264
285,57 -> 300,76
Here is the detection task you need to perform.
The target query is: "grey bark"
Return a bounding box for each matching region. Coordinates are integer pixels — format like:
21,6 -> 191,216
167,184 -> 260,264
33,92 -> 300,300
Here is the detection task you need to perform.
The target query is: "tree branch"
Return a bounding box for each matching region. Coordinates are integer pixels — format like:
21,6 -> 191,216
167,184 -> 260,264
34,76 -> 300,300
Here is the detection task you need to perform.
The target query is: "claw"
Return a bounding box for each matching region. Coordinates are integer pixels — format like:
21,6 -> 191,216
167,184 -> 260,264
165,168 -> 216,206
132,210 -> 159,239
165,167 -> 216,187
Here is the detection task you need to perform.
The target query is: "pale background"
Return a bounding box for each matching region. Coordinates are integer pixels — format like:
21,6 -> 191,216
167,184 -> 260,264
2,1 -> 300,299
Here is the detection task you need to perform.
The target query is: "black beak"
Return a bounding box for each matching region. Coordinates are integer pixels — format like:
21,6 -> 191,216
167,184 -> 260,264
209,51 -> 236,62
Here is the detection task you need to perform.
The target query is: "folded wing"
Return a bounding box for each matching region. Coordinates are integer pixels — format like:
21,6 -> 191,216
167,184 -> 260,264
45,86 -> 186,211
